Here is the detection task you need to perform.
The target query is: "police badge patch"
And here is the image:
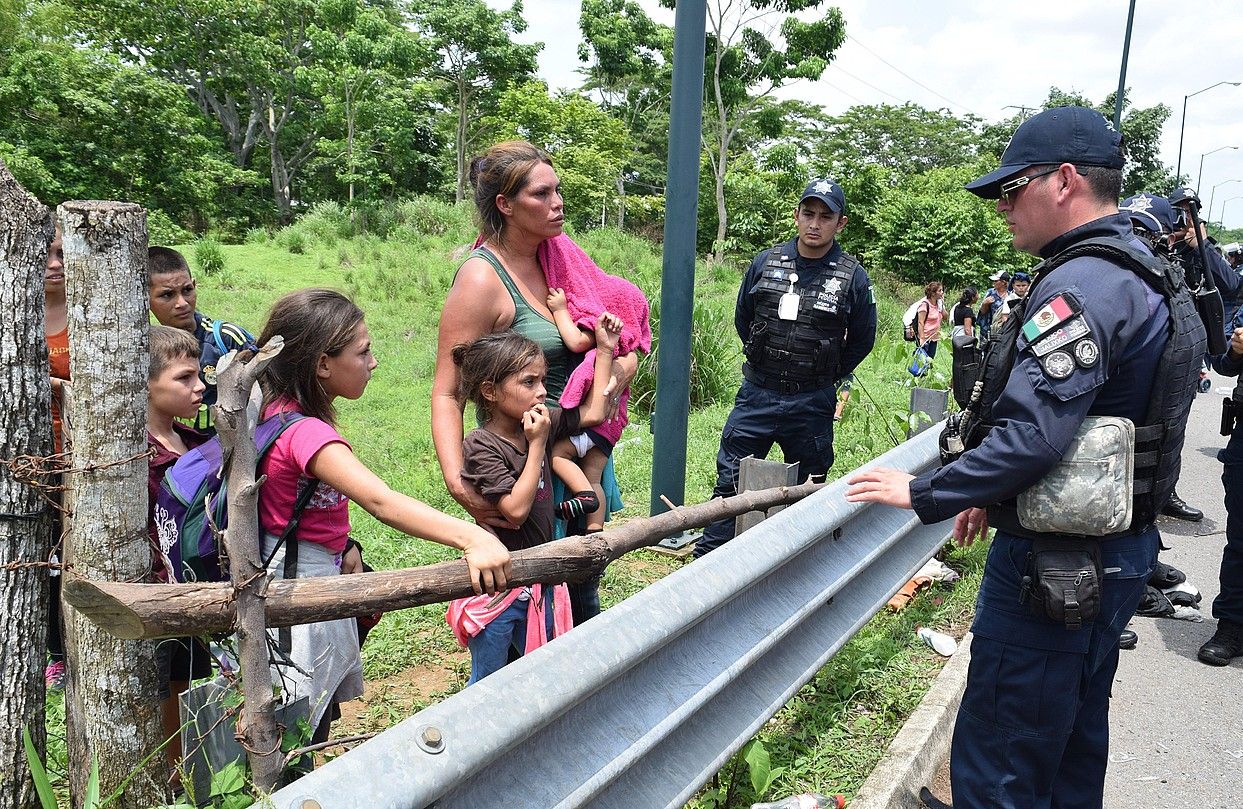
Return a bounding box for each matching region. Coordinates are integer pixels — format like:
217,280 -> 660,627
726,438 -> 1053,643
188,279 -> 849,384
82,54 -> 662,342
1072,338 -> 1100,368
1042,351 -> 1075,379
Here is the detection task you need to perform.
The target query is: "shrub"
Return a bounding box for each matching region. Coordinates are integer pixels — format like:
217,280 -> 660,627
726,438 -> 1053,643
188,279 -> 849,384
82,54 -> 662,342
629,295 -> 741,418
193,236 -> 226,276
283,230 -> 307,254
244,227 -> 270,245
393,196 -> 464,237
147,208 -> 191,246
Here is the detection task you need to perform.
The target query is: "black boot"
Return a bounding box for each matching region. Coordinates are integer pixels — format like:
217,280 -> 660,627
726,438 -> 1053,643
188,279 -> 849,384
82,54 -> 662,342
1161,490 -> 1204,522
1118,629 -> 1138,650
1198,620 -> 1243,666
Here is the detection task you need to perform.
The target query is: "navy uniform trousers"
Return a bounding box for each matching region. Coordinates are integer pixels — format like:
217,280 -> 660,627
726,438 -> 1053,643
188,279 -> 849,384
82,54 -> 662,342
696,380 -> 837,556
952,527 -> 1158,809
1216,441 -> 1243,625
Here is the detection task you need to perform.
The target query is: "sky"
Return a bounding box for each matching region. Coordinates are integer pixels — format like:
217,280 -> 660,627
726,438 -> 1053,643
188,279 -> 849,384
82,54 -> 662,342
490,0 -> 1243,228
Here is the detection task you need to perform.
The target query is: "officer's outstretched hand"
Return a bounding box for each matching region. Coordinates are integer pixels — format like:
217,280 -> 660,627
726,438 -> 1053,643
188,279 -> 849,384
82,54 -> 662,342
952,507 -> 989,547
1230,326 -> 1243,359
845,467 -> 914,509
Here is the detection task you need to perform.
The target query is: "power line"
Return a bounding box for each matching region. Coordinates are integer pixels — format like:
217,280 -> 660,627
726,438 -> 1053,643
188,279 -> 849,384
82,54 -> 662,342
819,80 -> 868,107
829,65 -> 909,105
845,34 -> 978,117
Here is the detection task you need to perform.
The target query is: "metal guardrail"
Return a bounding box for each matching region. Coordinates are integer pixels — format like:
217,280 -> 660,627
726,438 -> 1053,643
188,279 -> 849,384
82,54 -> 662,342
270,425 -> 950,809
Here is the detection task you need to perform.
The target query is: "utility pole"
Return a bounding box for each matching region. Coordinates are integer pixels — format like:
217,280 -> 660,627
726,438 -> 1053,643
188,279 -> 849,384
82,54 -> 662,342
1112,0 -> 1137,130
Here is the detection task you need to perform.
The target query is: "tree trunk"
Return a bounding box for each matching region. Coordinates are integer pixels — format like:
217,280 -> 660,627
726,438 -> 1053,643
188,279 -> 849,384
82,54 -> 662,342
212,339 -> 285,792
0,162 -> 55,809
58,201 -> 168,808
455,80 -> 469,205
64,481 -> 826,640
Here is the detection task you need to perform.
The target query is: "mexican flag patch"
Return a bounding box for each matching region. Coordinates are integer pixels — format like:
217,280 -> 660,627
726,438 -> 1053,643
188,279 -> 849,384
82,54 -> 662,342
1022,293 -> 1082,342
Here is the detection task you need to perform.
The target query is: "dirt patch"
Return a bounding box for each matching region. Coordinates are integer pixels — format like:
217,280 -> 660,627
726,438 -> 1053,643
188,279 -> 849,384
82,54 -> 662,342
335,649 -> 468,740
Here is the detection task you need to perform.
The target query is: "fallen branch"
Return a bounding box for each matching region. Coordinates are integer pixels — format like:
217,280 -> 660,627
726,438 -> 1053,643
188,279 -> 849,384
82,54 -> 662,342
63,479 -> 825,640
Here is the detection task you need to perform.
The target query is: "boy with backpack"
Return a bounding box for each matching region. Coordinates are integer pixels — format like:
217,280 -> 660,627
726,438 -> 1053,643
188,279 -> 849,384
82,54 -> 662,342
148,246 -> 254,432
146,325 -> 212,781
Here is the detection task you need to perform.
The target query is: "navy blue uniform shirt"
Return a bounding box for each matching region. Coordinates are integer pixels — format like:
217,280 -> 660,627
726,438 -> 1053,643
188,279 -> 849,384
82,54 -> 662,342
911,213 -> 1169,523
735,238 -> 877,380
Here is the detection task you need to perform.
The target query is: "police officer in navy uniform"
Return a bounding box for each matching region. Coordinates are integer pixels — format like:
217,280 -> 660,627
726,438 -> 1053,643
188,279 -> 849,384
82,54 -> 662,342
1119,192 -> 1212,522
847,107 -> 1205,808
695,179 -> 876,557
1204,317 -> 1243,665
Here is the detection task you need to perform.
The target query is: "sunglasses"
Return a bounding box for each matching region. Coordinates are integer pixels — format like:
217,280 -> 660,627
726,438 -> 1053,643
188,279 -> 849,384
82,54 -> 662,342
998,167 -> 1061,204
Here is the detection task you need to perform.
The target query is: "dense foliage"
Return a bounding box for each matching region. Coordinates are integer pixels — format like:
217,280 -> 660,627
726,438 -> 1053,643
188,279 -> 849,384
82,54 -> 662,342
1,0 -> 1193,288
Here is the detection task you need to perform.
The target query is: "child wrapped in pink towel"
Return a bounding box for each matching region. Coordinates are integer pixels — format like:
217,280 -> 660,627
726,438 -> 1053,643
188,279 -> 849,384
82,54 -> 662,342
539,233 -> 652,532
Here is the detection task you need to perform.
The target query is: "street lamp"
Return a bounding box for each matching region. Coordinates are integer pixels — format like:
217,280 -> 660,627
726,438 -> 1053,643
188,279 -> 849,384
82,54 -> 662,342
1176,80 -> 1241,181
1208,179 -> 1242,223
1198,146 -> 1238,192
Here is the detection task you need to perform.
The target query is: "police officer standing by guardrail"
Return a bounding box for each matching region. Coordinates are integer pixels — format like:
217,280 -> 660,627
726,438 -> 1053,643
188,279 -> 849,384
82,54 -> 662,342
695,179 -> 877,557
845,107 -> 1206,808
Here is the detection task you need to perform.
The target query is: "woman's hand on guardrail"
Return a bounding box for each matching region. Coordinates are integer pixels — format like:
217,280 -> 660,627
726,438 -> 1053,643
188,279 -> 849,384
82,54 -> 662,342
844,468 -> 913,508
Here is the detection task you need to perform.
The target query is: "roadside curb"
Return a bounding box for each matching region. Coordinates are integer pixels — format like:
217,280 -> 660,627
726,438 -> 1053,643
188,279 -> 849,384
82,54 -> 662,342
849,632 -> 973,809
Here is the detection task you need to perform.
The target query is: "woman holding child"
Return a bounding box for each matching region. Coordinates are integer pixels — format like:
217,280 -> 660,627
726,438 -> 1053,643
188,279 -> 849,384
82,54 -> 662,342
431,140 -> 648,627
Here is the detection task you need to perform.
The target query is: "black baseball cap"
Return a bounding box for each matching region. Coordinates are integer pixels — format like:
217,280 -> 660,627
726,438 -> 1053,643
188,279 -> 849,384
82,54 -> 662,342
800,178 -> 846,214
966,106 -> 1125,199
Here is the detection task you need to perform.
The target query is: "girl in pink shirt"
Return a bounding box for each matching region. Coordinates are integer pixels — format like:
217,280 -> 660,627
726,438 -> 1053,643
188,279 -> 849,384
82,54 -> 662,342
254,288 -> 511,744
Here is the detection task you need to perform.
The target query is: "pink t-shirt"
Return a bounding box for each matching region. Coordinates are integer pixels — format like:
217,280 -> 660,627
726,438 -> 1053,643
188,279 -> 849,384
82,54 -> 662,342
258,398 -> 352,553
918,298 -> 944,342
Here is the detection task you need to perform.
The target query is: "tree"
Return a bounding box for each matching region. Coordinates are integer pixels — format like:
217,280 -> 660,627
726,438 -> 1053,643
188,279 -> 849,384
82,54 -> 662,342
0,161 -> 55,809
0,3 -> 253,234
410,0 -> 540,203
304,1 -> 434,203
815,103 -> 983,178
980,88 -> 1176,198
577,0 -> 674,226
661,0 -> 846,263
870,165 -> 1027,289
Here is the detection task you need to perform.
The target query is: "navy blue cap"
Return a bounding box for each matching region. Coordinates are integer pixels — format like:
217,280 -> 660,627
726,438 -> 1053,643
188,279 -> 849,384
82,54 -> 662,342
966,106 -> 1125,199
1168,187 -> 1201,210
1013,271 -> 1031,282
800,178 -> 846,213
1120,193 -> 1176,235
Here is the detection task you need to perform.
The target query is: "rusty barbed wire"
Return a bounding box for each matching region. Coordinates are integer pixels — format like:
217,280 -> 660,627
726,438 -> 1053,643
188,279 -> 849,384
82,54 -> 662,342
2,447 -> 155,512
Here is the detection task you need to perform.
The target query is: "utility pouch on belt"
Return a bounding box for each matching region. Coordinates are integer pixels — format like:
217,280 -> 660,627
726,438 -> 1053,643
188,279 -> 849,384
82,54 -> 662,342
1016,416 -> 1134,536
1021,537 -> 1102,630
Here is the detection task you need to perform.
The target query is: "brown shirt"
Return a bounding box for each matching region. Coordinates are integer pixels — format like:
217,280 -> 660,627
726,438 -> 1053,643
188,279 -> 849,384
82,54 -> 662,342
461,407 -> 580,552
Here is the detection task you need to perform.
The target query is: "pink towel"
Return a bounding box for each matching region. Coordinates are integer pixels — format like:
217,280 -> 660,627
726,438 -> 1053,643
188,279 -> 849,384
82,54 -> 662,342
539,234 -> 651,445
445,583 -> 573,654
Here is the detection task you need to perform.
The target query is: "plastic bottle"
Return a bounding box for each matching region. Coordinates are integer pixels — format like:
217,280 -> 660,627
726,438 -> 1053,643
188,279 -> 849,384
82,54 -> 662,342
916,626 -> 958,656
751,794 -> 846,809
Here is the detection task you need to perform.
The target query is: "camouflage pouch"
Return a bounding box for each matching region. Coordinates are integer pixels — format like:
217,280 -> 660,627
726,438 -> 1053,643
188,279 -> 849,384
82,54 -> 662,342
1022,537 -> 1102,630
1017,416 -> 1134,536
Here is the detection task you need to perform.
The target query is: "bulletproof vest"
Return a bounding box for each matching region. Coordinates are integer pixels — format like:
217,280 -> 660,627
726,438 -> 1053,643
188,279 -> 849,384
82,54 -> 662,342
955,236 -> 1206,533
743,248 -> 859,384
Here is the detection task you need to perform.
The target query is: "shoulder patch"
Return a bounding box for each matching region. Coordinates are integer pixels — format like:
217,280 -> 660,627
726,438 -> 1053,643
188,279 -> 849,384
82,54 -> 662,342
1029,314 -> 1090,357
1022,292 -> 1083,342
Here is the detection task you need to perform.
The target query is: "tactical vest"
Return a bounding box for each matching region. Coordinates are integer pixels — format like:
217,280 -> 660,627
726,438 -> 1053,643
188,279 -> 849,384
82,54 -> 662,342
743,248 -> 859,388
951,237 -> 1206,534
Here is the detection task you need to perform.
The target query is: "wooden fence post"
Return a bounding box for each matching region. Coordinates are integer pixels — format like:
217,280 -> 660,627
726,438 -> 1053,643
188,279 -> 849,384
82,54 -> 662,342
58,201 -> 168,807
0,163 -> 56,808
213,340 -> 285,791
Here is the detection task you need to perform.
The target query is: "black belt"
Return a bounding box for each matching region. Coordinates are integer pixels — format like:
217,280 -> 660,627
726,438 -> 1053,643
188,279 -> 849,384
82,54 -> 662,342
743,365 -> 835,394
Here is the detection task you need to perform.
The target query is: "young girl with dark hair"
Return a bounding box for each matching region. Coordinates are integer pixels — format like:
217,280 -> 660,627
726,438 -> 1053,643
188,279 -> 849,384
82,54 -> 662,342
448,311 -> 622,683
254,288 -> 512,740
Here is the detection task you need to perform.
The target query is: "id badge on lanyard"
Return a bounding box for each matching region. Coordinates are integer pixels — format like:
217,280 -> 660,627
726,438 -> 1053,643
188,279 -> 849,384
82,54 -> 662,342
778,273 -> 799,321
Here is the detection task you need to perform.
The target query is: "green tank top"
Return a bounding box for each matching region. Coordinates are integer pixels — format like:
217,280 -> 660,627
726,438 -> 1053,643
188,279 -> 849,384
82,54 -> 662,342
472,246 -> 573,399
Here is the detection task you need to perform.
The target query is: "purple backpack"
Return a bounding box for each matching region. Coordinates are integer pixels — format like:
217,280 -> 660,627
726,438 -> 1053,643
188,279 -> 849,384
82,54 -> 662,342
153,414 -> 305,582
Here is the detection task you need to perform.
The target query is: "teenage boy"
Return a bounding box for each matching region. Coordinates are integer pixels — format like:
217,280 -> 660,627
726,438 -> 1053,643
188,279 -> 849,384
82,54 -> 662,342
146,325 -> 211,781
147,246 -> 254,431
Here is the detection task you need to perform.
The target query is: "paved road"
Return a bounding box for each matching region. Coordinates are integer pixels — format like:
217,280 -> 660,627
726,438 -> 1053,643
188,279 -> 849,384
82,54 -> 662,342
1104,370 -> 1243,807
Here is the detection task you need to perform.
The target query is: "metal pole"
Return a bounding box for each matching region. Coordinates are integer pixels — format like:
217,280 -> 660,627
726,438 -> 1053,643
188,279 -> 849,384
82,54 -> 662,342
1199,146 -> 1238,194
1176,94 -> 1190,182
650,0 -> 707,517
1112,0 -> 1136,130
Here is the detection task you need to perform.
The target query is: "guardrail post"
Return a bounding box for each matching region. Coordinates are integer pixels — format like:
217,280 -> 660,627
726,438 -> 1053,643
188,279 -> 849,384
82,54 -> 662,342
735,456 -> 799,534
